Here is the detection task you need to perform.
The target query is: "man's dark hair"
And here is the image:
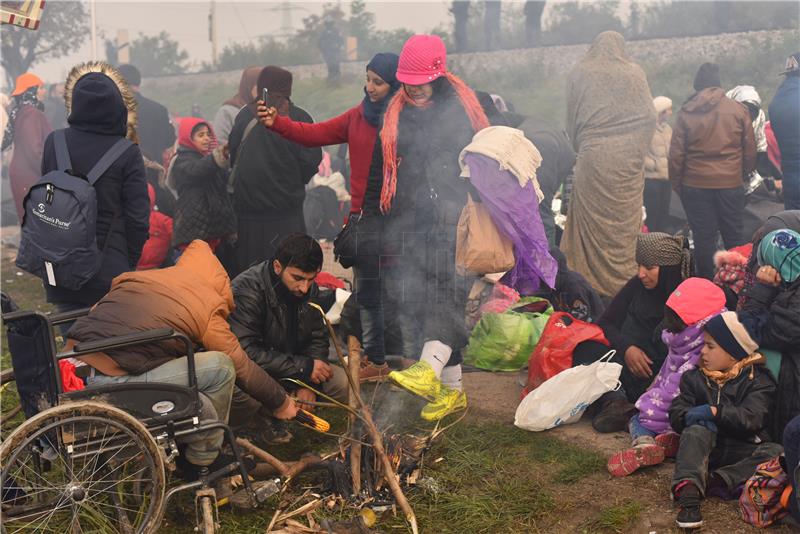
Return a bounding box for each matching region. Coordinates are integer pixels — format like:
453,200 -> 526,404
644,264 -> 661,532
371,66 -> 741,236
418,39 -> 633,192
117,64 -> 142,87
275,233 -> 323,273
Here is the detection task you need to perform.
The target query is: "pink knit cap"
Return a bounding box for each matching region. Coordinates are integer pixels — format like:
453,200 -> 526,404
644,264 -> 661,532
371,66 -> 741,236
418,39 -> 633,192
396,34 -> 447,86
666,277 -> 726,326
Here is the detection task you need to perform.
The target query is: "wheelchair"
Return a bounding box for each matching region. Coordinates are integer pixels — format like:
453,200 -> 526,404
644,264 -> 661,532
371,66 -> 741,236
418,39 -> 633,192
1,305 -> 270,533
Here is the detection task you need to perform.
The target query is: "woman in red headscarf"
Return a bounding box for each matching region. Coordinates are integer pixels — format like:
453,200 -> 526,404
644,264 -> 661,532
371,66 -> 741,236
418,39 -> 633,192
362,34 -> 490,421
168,117 -> 236,252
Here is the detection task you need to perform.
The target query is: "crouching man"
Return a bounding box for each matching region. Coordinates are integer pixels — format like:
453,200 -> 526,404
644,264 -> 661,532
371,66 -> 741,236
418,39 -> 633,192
66,240 -> 298,475
228,234 -> 348,442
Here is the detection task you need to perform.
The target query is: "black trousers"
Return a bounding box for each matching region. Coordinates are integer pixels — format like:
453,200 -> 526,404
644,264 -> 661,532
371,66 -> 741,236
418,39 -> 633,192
672,425 -> 783,495
680,185 -> 745,279
643,179 -> 671,233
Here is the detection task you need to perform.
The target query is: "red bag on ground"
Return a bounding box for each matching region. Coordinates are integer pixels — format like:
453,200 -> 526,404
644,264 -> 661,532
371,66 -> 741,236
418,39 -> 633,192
521,311 -> 609,398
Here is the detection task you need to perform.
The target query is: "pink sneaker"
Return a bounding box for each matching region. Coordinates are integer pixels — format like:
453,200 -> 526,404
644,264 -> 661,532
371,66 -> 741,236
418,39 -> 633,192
607,444 -> 665,477
655,432 -> 680,458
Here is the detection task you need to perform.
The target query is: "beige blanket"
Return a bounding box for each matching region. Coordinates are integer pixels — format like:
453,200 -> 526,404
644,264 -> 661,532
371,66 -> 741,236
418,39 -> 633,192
560,32 -> 656,297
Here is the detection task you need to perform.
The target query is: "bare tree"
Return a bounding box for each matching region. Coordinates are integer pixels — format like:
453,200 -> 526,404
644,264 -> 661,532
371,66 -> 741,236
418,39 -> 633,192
1,1 -> 89,88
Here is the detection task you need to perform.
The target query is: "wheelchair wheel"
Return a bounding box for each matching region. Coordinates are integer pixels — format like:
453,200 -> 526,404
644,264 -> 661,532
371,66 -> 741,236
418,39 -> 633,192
1,401 -> 166,534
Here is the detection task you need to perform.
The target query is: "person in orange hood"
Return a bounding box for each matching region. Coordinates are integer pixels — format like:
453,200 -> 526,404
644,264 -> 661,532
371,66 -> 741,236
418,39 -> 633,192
66,240 -> 297,470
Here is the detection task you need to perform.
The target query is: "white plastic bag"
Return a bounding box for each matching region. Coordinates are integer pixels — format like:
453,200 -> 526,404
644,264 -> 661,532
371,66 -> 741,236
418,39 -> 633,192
325,288 -> 352,325
514,351 -> 621,432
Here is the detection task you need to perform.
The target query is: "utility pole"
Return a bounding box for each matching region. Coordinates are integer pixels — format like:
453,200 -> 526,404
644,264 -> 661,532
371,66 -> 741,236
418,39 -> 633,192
209,0 -> 218,67
117,29 -> 130,64
90,0 -> 97,60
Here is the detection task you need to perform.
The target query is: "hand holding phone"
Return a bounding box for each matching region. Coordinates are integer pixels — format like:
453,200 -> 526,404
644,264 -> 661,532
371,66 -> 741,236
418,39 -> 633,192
257,87 -> 278,128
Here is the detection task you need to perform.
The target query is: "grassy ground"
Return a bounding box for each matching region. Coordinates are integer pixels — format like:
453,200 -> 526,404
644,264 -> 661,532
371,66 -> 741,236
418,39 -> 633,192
0,254 -> 630,534
0,244 -> 794,533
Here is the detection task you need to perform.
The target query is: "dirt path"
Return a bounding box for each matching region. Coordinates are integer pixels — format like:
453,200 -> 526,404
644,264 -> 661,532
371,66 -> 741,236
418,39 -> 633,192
463,369 -> 794,533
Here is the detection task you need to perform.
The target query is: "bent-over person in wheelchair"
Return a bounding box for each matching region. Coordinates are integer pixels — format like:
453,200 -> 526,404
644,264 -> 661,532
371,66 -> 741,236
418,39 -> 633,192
64,239 -> 298,473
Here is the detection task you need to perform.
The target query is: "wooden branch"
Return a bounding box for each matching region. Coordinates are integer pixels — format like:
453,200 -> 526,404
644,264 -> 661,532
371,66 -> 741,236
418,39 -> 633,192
1,369 -> 16,386
347,335 -> 362,496
309,303 -> 419,534
1,404 -> 22,426
275,500 -> 322,525
236,438 -> 322,479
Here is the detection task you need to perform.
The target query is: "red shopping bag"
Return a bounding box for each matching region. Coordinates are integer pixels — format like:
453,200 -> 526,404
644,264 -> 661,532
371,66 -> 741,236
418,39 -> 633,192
521,312 -> 609,398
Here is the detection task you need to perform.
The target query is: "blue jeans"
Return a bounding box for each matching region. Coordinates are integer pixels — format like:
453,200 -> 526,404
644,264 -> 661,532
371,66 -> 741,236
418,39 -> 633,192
353,262 -> 385,364
785,415 -> 800,522
88,352 -> 235,466
629,413 -> 657,444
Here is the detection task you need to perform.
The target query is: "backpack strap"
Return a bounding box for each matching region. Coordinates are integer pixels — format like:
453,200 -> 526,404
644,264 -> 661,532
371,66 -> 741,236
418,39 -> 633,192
87,138 -> 134,185
54,129 -> 72,171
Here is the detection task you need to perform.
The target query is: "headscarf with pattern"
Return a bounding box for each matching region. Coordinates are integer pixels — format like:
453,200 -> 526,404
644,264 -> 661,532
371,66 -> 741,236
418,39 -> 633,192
2,86 -> 43,151
635,232 -> 693,279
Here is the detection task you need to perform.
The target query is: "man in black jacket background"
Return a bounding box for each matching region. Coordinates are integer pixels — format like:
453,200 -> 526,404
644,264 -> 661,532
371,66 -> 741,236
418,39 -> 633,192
228,66 -> 322,276
228,234 -> 347,437
118,64 -> 177,217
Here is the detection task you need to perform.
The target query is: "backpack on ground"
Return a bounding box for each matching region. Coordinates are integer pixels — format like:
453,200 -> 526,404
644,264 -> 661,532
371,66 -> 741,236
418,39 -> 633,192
740,456 -> 792,527
16,129 -> 133,290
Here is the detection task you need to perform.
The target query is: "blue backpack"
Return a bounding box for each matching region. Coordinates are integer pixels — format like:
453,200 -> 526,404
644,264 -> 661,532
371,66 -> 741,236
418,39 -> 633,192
16,129 -> 133,290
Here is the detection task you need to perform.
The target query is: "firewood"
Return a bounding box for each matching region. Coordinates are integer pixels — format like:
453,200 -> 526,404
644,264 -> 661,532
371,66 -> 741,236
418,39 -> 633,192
347,335 -> 362,496
309,303 -> 419,534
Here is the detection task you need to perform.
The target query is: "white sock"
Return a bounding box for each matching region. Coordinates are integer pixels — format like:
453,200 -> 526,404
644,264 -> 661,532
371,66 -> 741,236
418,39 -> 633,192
440,364 -> 463,391
419,340 -> 451,378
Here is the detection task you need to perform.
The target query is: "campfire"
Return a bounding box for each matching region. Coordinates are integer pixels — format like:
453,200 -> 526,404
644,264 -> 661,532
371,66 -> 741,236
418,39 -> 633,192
227,303 -> 464,534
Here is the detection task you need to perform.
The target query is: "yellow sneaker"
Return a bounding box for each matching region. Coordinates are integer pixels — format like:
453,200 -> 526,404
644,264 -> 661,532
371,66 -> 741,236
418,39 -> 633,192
421,386 -> 467,421
388,361 -> 441,401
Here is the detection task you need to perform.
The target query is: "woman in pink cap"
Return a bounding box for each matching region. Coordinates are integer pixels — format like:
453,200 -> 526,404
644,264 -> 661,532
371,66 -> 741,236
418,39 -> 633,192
361,34 -> 490,421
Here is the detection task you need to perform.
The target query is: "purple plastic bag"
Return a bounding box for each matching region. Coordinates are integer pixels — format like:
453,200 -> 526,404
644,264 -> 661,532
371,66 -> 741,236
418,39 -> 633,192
464,153 -> 557,294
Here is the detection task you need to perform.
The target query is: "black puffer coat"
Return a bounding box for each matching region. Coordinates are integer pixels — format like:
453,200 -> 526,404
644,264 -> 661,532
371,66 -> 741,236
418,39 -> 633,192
741,281 -> 800,438
171,146 -> 236,246
362,80 -> 479,350
669,365 -> 777,447
228,261 -> 329,383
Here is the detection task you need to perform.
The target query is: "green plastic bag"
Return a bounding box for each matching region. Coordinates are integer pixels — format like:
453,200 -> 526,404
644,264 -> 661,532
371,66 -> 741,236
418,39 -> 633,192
464,297 -> 553,372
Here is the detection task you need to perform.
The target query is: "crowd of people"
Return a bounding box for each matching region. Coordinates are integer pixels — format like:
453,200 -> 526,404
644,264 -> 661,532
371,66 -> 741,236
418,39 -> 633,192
1,29 -> 799,530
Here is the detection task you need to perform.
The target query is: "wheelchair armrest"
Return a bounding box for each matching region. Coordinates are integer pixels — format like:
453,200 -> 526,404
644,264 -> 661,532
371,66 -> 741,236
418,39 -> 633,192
61,330 -> 200,405
50,308 -> 92,325
70,328 -> 176,354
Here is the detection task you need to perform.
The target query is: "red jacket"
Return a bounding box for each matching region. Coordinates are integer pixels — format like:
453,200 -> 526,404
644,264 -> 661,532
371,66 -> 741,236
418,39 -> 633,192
271,103 -> 376,213
137,183 -> 174,270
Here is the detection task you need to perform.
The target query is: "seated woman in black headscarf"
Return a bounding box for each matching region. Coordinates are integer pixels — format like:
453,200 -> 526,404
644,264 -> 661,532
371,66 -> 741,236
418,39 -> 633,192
573,232 -> 694,432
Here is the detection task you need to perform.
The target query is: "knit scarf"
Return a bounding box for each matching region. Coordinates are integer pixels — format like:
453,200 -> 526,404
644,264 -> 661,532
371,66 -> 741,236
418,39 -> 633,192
2,87 -> 43,151
379,72 -> 490,214
701,352 -> 765,386
362,85 -> 399,128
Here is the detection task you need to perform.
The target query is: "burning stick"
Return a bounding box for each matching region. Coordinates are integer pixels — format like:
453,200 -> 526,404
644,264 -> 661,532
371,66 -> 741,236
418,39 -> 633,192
309,303 -> 419,534
347,335 -> 362,496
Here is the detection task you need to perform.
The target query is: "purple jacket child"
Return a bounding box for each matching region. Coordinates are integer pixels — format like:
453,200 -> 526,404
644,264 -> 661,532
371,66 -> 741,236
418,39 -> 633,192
635,278 -> 727,434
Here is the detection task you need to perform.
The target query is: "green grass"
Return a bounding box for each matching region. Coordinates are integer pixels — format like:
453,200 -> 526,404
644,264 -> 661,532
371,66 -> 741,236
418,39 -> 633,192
0,267 -> 612,533
583,500 -> 644,533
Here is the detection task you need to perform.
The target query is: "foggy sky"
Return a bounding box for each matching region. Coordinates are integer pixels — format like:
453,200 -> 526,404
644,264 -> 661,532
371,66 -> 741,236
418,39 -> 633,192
30,1 -> 455,82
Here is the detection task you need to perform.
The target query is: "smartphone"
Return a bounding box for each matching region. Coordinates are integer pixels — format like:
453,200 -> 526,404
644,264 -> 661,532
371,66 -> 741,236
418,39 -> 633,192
262,87 -> 269,107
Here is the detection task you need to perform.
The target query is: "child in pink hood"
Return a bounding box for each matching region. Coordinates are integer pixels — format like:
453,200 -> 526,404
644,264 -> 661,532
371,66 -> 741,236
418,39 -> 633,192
608,277 -> 726,477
